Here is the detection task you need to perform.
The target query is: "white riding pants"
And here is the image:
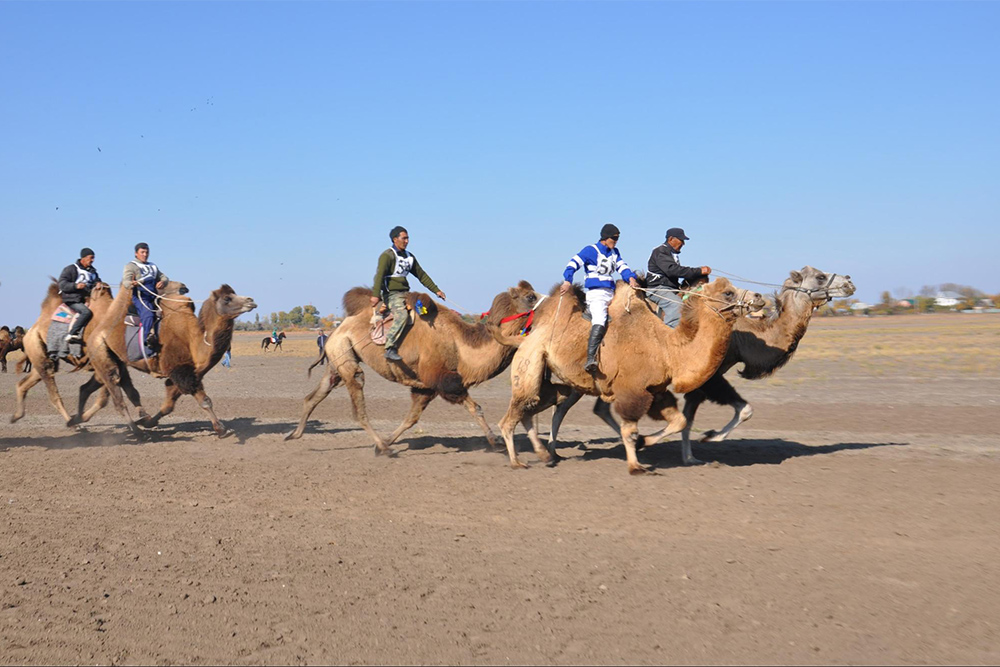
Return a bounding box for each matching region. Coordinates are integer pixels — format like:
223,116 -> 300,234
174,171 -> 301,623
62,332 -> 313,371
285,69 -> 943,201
585,287 -> 614,327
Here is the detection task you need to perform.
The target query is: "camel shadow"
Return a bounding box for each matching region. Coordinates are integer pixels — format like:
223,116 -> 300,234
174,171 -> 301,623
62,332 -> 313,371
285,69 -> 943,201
0,424 -> 199,451
149,417 -> 361,445
577,438 -> 908,470
396,434 -> 498,456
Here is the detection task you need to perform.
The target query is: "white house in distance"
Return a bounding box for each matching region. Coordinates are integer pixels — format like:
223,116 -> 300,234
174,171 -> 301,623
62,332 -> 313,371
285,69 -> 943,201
934,291 -> 963,308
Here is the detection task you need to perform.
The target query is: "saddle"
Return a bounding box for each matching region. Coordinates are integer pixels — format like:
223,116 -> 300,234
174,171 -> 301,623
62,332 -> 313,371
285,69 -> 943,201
369,307 -> 414,346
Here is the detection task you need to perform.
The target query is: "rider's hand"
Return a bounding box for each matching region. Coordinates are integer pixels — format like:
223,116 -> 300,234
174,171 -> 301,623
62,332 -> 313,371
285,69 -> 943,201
436,291 -> 446,300
560,281 -> 572,294
370,296 -> 380,307
132,280 -> 140,287
156,281 -> 165,290
628,277 -> 639,289
701,266 -> 712,275
75,282 -> 85,290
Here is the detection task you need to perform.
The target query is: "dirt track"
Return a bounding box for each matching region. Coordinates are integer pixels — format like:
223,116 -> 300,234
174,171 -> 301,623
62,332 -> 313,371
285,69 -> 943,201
2,316 -> 999,665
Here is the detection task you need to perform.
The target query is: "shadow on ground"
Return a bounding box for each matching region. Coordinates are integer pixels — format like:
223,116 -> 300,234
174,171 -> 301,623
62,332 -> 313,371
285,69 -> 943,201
576,437 -> 908,469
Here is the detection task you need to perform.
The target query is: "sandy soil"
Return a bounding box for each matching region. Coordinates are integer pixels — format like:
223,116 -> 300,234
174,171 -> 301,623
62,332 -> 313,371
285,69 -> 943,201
2,315 -> 999,665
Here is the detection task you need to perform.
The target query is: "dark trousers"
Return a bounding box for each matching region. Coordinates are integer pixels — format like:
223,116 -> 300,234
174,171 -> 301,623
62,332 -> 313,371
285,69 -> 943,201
132,294 -> 157,340
66,302 -> 92,337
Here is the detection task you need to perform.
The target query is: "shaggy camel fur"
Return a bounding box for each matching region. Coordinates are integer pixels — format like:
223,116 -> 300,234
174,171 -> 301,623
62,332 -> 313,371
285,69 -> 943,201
548,267 -> 856,464
498,278 -> 765,474
80,282 -> 257,436
1,326 -> 25,373
286,281 -> 543,454
11,282 -> 118,425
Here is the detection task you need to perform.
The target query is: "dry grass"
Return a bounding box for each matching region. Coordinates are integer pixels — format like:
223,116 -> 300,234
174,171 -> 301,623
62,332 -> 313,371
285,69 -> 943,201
786,313 -> 1000,377
230,331 -> 325,359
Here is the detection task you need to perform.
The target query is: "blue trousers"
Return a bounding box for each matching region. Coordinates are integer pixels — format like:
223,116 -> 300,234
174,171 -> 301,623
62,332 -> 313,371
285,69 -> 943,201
132,294 -> 158,339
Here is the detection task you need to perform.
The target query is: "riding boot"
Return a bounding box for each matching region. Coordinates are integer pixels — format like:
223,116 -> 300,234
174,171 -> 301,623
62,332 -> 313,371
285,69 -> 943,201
384,346 -> 402,362
583,324 -> 607,373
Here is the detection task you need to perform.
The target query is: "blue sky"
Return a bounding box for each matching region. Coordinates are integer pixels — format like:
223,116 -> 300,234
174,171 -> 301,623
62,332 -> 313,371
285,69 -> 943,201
2,1 -> 998,325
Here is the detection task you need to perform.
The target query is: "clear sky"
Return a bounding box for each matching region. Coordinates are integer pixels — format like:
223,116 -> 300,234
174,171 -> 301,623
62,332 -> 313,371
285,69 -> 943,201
2,1 -> 998,325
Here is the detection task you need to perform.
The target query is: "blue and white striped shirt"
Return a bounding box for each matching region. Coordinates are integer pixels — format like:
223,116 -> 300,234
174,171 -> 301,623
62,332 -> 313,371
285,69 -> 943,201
563,243 -> 637,291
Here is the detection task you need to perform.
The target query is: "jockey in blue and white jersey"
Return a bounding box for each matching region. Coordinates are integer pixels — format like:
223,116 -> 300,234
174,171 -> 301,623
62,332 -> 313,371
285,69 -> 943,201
561,223 -> 639,373
123,242 -> 169,349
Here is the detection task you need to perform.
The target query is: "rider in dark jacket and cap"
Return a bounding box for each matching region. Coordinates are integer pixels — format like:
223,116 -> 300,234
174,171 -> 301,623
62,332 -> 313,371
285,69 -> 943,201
646,227 -> 711,327
58,247 -> 102,344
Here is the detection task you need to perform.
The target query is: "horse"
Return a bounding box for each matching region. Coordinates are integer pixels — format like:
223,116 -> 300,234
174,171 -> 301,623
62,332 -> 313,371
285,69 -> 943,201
261,331 -> 286,351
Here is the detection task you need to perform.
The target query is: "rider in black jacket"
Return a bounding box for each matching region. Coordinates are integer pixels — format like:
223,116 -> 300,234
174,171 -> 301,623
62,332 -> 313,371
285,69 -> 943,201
646,228 -> 710,327
58,247 -> 102,343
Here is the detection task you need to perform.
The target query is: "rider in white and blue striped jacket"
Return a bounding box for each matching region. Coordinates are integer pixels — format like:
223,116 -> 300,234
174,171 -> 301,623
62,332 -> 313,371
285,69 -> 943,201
561,223 -> 639,373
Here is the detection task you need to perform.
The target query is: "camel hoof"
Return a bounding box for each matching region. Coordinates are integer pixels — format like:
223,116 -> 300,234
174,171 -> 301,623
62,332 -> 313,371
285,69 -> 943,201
284,431 -> 301,441
137,416 -> 157,429
217,428 -> 235,439
700,430 -> 722,442
374,445 -> 395,458
66,416 -> 80,427
683,457 -> 705,466
11,415 -> 21,424
510,460 -> 529,470
629,465 -> 653,475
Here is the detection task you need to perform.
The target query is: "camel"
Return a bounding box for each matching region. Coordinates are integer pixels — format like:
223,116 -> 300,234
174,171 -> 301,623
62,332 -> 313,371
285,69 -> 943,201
497,278 -> 765,474
286,281 -> 543,454
80,282 -> 257,436
12,282 -> 117,424
548,267 -> 856,464
1,326 -> 25,372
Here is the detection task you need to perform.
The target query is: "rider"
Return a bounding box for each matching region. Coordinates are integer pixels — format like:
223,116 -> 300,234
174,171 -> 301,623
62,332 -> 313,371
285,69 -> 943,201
123,242 -> 169,350
272,326 -> 279,344
369,226 -> 446,362
561,224 -> 639,373
58,247 -> 102,344
645,227 -> 711,327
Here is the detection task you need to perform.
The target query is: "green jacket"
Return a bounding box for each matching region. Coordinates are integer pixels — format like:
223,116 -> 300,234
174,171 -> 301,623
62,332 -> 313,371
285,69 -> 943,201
373,247 -> 440,299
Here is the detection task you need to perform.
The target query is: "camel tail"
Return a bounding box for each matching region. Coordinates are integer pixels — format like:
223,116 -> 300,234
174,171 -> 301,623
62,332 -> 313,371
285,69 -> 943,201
306,353 -> 325,377
343,287 -> 375,316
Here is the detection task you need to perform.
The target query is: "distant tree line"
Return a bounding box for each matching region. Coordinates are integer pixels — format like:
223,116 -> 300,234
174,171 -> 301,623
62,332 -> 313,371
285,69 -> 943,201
234,306 -> 341,331
819,283 -> 999,316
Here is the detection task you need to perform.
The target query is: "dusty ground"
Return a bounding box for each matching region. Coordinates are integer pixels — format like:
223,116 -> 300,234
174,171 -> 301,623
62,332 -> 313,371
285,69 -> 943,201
1,314 -> 998,665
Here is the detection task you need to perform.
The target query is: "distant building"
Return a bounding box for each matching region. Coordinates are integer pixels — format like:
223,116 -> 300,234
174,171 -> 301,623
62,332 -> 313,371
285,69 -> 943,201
850,302 -> 871,312
934,291 -> 962,308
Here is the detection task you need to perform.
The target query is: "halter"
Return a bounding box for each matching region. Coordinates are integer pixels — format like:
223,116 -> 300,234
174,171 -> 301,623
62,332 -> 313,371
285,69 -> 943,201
787,272 -> 841,303
482,294 -> 547,336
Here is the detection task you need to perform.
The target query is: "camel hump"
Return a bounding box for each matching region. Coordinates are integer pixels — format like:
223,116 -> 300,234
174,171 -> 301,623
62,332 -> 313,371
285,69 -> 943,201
343,287 -> 375,316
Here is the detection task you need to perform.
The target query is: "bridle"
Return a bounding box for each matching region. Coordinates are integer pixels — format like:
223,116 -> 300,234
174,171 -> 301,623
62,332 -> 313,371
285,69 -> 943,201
787,272 -> 844,304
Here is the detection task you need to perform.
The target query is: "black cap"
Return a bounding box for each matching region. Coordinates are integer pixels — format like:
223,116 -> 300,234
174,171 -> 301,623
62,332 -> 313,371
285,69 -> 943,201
135,242 -> 149,252
80,247 -> 95,258
600,223 -> 620,240
666,227 -> 689,241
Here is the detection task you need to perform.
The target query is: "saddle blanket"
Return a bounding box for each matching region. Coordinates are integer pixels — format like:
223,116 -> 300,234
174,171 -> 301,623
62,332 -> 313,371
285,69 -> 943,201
369,309 -> 413,346
46,320 -> 83,360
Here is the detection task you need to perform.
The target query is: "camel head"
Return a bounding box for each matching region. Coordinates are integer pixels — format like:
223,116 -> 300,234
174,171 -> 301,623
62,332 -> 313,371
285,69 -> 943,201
782,266 -> 856,306
686,278 -> 766,320
161,281 -> 190,296
484,280 -> 541,326
210,284 -> 257,319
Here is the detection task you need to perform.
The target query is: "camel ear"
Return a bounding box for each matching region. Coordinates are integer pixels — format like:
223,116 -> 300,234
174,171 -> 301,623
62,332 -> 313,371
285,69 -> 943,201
788,270 -> 803,285
517,280 -> 534,292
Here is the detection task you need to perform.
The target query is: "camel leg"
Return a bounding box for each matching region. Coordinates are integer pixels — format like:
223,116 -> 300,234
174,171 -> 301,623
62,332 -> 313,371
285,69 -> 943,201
461,394 -> 502,450
548,389 -> 584,447
70,374 -> 107,425
25,361 -> 75,426
699,376 -> 753,442
341,364 -> 392,456
498,351 -> 550,469
143,380 -> 184,428
520,412 -> 556,464
193,386 -> 232,438
383,388 -> 436,447
11,368 -> 43,423
619,419 -> 650,475
637,392 -> 692,463
285,363 -> 343,440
